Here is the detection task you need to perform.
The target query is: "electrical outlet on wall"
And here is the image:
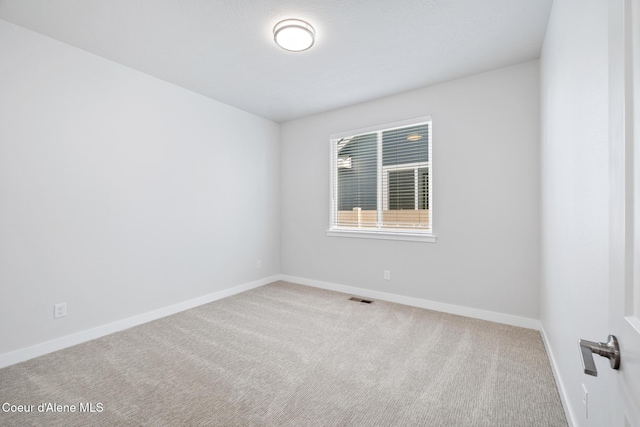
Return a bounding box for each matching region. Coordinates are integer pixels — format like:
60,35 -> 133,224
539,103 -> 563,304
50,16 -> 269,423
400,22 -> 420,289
256,260 -> 262,269
54,303 -> 67,319
384,270 -> 391,280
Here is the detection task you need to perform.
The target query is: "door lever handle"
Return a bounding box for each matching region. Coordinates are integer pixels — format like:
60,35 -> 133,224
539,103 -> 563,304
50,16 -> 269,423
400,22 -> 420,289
578,335 -> 620,376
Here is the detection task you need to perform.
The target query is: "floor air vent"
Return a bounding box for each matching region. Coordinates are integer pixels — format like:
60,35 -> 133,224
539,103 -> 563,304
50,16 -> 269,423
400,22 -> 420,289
349,297 -> 373,304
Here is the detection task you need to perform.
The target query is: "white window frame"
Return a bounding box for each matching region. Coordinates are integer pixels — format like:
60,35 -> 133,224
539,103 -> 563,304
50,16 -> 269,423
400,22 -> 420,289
327,116 -> 436,243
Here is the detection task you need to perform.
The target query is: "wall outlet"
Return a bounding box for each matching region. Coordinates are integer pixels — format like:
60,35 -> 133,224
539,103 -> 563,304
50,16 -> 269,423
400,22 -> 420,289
384,270 -> 391,280
582,383 -> 588,419
54,303 -> 67,319
256,260 -> 262,269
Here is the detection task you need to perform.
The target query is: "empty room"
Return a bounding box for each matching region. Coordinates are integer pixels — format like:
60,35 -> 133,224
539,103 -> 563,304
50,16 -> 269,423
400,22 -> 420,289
1,0 -> 639,426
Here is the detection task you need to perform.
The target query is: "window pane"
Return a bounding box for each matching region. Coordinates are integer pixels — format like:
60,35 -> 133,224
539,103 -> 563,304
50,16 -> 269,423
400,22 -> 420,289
337,133 -> 377,211
388,170 -> 415,210
382,124 -> 429,166
330,117 -> 432,234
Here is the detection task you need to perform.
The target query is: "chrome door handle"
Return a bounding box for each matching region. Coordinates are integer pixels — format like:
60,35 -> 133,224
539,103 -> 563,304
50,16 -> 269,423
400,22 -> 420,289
578,335 -> 620,376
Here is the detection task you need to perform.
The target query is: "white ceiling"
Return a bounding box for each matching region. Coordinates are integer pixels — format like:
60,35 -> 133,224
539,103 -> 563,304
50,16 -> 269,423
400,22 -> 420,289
0,0 -> 552,123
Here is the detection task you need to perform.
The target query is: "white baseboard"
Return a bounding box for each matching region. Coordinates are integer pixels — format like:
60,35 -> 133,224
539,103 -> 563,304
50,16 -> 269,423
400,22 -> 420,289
539,324 -> 577,427
278,274 -> 541,330
0,275 -> 278,369
1,274 -> 540,369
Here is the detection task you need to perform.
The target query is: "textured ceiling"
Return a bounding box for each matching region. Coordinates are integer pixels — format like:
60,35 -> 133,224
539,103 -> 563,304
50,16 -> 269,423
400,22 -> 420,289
0,0 -> 552,123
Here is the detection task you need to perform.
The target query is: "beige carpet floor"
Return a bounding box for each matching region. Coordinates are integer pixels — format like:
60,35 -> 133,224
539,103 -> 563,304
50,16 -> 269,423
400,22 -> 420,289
0,281 -> 567,426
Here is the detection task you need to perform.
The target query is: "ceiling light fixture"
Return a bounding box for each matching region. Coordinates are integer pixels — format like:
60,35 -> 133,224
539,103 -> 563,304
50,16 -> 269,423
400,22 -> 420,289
273,19 -> 315,52
407,133 -> 423,141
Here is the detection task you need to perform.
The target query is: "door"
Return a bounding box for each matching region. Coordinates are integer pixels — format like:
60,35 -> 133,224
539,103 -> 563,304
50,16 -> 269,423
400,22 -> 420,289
609,0 -> 640,424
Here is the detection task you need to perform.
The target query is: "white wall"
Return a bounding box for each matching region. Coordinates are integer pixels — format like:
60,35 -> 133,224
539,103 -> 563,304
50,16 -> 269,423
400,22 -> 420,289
0,20 -> 280,356
539,0 -> 610,425
280,61 -> 540,321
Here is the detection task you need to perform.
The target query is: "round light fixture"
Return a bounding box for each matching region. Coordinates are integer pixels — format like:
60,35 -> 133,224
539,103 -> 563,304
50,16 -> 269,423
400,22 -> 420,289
407,133 -> 423,141
273,19 -> 315,52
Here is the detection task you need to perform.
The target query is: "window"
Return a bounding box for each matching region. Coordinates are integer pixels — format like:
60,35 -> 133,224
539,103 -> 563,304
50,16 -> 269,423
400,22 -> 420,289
328,116 -> 435,242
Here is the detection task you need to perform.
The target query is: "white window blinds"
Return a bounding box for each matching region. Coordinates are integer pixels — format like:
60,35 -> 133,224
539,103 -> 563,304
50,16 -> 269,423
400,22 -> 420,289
330,116 -> 432,237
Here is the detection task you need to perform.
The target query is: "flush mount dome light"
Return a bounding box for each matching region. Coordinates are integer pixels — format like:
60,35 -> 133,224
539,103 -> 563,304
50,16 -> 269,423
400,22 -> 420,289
274,19 -> 315,52
407,133 -> 423,141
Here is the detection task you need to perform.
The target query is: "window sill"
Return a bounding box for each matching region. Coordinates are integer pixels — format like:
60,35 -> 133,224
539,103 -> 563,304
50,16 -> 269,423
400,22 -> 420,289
326,228 -> 437,243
